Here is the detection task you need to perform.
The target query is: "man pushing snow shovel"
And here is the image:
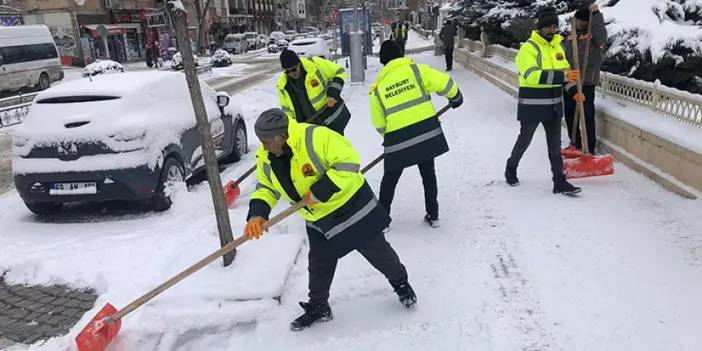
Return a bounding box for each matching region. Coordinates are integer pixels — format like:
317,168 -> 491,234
244,108 -> 417,331
504,7 -> 582,195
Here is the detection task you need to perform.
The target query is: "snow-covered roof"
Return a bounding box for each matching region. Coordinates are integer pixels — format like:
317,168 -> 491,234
36,71 -> 185,102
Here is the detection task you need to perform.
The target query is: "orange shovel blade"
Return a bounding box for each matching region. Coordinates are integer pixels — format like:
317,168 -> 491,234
564,154 -> 615,179
561,145 -> 584,159
75,303 -> 121,351
224,180 -> 241,208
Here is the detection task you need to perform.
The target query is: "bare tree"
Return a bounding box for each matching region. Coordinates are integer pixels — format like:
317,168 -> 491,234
192,0 -> 214,54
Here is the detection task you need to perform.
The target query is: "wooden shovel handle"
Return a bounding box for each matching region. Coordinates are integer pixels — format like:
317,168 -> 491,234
112,104 -> 453,321
569,17 -> 592,155
112,199 -> 308,321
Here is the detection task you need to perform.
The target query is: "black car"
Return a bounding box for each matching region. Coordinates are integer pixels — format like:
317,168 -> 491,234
12,71 -> 248,215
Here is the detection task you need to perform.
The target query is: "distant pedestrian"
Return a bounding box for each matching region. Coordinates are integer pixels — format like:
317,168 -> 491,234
145,45 -> 154,68
439,19 -> 457,71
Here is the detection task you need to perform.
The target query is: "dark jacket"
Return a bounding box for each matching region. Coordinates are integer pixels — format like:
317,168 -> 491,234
562,11 -> 608,87
439,23 -> 457,49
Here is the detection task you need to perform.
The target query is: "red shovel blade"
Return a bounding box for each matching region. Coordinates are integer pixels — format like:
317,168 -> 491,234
75,303 -> 121,351
564,154 -> 615,179
561,145 -> 584,159
224,180 -> 241,208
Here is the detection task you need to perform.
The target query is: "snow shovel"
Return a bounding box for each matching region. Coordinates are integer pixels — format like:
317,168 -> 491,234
223,101 -> 335,207
75,142 -> 386,351
563,16 -> 614,179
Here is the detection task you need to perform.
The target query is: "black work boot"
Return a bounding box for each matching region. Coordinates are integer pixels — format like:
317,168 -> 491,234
505,164 -> 519,186
553,176 -> 582,196
424,214 -> 440,228
391,281 -> 417,309
290,301 -> 333,331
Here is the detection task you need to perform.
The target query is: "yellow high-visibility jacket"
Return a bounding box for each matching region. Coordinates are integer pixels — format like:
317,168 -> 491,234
369,57 -> 460,170
276,56 -> 349,133
249,119 -> 364,223
515,30 -> 571,122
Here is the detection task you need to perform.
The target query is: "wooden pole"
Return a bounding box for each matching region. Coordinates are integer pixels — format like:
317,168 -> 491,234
569,19 -> 589,155
170,3 -> 236,266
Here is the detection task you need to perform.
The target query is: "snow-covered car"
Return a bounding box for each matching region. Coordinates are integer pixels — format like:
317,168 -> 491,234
276,39 -> 289,50
267,44 -> 279,53
257,34 -> 268,49
288,38 -> 330,59
12,71 -> 249,215
243,32 -> 258,49
223,34 -> 248,54
284,30 -> 297,41
269,31 -> 285,44
210,49 -> 232,67
82,59 -> 124,77
170,52 -> 199,70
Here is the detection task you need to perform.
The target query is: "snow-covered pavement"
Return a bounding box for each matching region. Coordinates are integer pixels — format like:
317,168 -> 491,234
1,50 -> 701,350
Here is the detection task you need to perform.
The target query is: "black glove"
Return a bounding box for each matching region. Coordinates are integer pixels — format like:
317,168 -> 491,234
448,90 -> 463,109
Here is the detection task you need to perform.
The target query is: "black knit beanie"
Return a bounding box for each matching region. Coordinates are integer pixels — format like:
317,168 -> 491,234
279,49 -> 300,69
536,7 -> 559,29
255,108 -> 289,139
379,40 -> 402,65
574,7 -> 590,22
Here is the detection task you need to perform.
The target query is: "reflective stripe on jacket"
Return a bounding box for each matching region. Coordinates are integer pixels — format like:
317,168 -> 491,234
369,57 -> 458,170
250,119 -> 364,225
516,31 -> 571,122
276,56 -> 349,130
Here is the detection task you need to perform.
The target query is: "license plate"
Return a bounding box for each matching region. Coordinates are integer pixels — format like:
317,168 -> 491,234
49,182 -> 97,195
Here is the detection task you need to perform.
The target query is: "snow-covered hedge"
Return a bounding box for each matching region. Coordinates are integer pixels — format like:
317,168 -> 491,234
211,49 -> 232,67
171,52 -> 199,71
82,59 -> 124,77
450,0 -> 702,94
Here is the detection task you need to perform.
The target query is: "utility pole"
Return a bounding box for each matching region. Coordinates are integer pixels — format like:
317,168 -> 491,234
379,0 -> 385,43
349,0 -> 364,82
168,0 -> 236,267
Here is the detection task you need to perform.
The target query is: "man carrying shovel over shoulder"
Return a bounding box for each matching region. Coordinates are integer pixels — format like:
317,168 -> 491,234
563,3 -> 607,155
277,50 -> 351,135
244,108 -> 416,331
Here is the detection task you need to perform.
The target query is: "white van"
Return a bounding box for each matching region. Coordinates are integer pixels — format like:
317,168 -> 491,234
0,25 -> 64,93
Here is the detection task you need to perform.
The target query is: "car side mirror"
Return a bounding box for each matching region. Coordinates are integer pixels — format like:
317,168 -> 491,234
216,92 -> 230,108
0,55 -> 4,66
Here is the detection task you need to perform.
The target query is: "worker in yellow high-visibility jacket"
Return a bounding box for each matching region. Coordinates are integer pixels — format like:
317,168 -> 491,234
243,108 -> 416,331
369,40 -> 463,229
277,50 -> 350,135
505,7 -> 584,195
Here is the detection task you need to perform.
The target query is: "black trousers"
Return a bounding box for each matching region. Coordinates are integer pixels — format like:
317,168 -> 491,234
507,118 -> 564,179
379,159 -> 438,219
564,85 -> 597,154
307,228 -> 408,303
444,48 -> 454,70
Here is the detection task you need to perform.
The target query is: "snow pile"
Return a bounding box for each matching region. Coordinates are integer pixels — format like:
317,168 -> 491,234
211,49 -> 232,67
82,59 -> 124,77
450,0 -> 702,94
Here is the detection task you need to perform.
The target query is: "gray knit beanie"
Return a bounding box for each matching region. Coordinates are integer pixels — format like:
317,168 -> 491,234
254,108 -> 289,139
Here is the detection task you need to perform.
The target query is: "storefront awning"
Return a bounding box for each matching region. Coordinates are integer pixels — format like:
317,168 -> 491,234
83,23 -> 142,37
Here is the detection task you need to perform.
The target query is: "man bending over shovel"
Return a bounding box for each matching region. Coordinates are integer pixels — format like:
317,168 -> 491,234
244,108 -> 417,331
